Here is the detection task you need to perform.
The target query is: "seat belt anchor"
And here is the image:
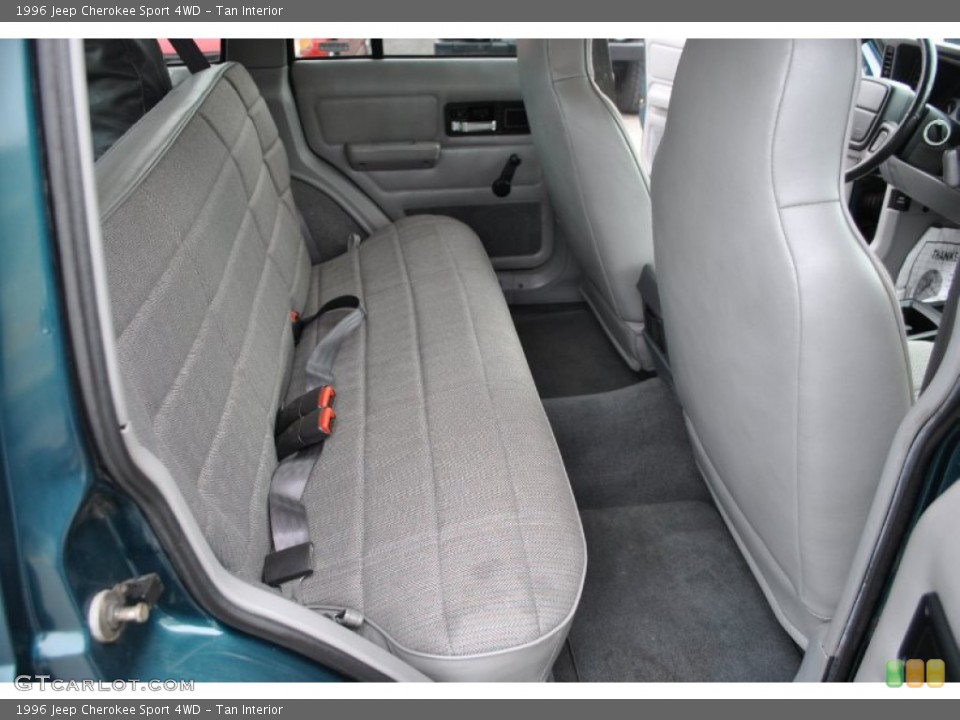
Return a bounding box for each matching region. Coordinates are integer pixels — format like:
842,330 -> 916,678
262,542 -> 314,587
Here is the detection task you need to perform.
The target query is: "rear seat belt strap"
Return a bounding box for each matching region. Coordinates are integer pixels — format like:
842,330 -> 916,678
263,297 -> 366,587
292,294 -> 361,344
263,446 -> 320,587
169,39 -> 211,74
304,304 -> 365,387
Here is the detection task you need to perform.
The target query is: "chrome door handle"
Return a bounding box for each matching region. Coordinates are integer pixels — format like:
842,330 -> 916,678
450,120 -> 497,133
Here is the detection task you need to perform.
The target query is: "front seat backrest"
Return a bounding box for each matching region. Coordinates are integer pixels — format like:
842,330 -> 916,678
518,39 -> 654,370
85,39 -> 172,159
651,39 -> 913,646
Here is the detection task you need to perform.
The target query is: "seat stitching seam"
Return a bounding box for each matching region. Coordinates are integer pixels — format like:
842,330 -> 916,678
354,239 -> 368,615
98,64 -> 232,220
392,224 -> 455,654
440,226 -> 545,638
180,208 -> 276,477
190,256 -> 279,557
196,110 -> 258,195
148,118 -> 274,506
143,126 -> 270,418
208,82 -> 302,314
195,110 -> 289,288
137,212 -> 252,425
779,198 -> 837,210
193,104 -> 280,272
115,138 -> 236,340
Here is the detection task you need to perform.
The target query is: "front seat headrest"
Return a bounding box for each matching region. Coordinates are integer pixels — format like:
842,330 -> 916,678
85,39 -> 172,160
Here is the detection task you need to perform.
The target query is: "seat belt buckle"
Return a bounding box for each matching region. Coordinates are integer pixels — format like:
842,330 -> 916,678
312,406 -> 336,438
275,406 -> 337,461
262,542 -> 314,587
275,385 -> 336,436
317,384 -> 336,409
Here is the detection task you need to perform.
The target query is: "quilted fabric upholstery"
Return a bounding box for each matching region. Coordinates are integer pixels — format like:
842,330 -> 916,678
292,217 -> 585,658
99,64 -> 309,579
95,62 -> 585,679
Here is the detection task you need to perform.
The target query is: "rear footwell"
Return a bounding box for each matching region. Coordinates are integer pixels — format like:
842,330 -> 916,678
511,303 -> 643,398
553,501 -> 801,681
546,383 -> 801,681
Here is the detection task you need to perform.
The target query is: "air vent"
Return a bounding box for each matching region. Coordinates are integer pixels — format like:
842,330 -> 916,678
881,45 -> 895,78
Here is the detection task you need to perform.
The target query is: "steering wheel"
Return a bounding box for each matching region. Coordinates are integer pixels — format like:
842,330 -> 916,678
845,39 -> 938,182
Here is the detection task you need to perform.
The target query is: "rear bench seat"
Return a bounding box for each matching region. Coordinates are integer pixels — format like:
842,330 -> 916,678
94,61 -> 586,680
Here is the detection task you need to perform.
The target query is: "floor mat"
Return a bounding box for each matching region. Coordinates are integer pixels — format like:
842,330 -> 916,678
544,381 -> 709,509
553,502 -> 802,682
545,380 -> 801,682
511,303 -> 643,398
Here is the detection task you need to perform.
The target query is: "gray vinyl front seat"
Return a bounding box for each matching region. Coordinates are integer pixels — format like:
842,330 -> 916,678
652,39 -> 922,646
518,39 -> 654,370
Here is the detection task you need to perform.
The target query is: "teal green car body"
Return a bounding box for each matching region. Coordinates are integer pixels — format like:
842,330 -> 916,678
0,38 -> 338,684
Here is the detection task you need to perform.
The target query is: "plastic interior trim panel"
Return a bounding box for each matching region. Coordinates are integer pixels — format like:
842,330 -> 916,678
287,56 -> 552,271
822,294 -> 960,680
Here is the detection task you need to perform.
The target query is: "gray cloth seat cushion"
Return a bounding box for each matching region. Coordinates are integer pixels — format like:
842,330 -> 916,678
291,215 -> 585,676
95,61 -> 585,681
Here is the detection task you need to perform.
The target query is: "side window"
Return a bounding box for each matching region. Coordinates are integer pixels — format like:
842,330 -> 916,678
385,39 -> 516,57
291,39 -> 517,59
158,39 -> 222,64
293,38 -> 371,58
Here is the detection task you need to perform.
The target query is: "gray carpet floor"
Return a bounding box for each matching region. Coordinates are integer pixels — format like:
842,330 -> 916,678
543,381 -> 802,682
545,380 -> 709,509
553,502 -> 802,682
511,304 -> 645,398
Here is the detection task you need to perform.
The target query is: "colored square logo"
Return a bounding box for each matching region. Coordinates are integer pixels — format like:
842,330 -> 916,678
886,659 -> 904,687
927,659 -> 945,688
906,658 -> 925,687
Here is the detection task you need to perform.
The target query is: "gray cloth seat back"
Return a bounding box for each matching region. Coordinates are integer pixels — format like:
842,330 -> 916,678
651,39 -> 914,646
97,62 -> 311,579
518,39 -> 654,371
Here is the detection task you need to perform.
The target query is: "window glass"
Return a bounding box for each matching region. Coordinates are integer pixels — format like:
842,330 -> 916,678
293,38 -> 371,58
291,38 -> 517,59
422,39 -> 516,57
157,39 -> 222,64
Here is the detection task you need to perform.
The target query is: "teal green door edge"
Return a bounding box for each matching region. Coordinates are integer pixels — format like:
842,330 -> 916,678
0,39 -> 340,683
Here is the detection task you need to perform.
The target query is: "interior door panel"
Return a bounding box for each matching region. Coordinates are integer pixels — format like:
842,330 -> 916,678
856,481 -> 960,682
289,57 -> 551,269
